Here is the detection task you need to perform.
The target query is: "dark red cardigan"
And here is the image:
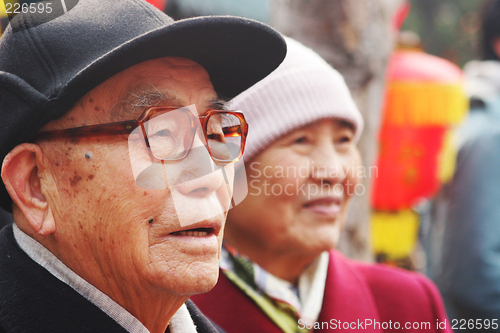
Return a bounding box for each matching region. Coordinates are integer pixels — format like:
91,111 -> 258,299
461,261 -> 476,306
191,250 -> 452,332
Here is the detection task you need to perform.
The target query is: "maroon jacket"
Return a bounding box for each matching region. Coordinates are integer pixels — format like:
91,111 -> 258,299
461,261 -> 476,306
191,250 -> 452,332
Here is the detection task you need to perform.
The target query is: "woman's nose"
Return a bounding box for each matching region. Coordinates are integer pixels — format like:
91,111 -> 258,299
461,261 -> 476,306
310,144 -> 347,185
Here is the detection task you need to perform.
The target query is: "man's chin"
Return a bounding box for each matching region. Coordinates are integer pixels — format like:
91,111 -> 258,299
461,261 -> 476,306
147,260 -> 220,296
174,270 -> 219,296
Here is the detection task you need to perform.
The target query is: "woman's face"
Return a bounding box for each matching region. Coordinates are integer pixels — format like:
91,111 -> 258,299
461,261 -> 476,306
225,118 -> 361,261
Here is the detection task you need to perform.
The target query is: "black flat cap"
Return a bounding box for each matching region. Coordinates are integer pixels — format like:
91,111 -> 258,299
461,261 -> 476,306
0,0 -> 286,212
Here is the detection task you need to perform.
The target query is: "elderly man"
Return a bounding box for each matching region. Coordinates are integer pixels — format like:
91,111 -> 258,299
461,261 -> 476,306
0,0 -> 286,332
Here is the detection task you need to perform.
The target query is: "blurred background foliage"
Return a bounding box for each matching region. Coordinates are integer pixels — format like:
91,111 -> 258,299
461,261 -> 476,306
403,0 -> 487,66
165,0 -> 269,23
165,0 -> 488,66
1,0 -> 488,66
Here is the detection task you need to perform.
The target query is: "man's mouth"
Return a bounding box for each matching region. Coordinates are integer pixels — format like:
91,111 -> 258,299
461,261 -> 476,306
170,227 -> 214,237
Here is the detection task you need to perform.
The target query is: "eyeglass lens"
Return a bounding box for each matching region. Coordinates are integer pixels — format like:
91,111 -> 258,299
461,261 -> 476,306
143,108 -> 243,162
206,113 -> 242,162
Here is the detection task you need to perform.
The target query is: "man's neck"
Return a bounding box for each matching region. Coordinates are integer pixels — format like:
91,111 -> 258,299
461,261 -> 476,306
12,224 -> 197,333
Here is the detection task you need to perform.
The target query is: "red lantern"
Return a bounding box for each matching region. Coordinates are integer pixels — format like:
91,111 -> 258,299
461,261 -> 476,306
371,50 -> 467,210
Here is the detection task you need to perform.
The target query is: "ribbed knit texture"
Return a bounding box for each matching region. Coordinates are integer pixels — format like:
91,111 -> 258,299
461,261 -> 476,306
231,37 -> 364,162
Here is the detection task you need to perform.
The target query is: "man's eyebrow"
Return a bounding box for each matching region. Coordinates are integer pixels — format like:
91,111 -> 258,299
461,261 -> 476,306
111,84 -> 227,121
128,87 -> 184,110
209,99 -> 229,111
112,85 -> 185,120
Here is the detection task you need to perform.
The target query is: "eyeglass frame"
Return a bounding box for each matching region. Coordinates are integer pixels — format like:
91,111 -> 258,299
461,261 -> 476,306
33,106 -> 249,164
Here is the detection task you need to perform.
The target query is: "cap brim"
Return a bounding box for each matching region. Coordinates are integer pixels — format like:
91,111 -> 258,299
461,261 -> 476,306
57,16 -> 287,117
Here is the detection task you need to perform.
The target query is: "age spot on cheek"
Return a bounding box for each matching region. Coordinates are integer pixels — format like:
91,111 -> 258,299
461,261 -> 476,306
65,146 -> 74,157
70,172 -> 82,187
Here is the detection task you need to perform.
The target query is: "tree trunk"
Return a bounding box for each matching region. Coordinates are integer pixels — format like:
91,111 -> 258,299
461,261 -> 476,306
270,0 -> 402,261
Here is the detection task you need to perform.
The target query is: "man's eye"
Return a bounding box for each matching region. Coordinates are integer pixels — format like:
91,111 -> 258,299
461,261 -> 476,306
208,133 -> 225,142
152,129 -> 172,138
148,129 -> 177,146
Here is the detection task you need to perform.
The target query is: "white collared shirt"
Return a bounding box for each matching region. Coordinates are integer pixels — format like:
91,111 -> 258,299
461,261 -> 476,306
220,246 -> 329,327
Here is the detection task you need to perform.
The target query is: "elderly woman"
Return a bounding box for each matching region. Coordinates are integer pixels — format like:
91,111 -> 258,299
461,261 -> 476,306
192,38 -> 452,333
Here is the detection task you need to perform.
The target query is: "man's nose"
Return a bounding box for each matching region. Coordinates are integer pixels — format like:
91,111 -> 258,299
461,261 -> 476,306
173,131 -> 225,198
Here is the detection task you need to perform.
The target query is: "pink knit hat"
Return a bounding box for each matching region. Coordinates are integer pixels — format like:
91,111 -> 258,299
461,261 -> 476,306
231,37 -> 364,162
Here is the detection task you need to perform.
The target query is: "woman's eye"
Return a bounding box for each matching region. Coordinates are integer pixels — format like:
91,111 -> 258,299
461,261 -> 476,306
337,136 -> 351,144
293,136 -> 308,144
335,135 -> 354,147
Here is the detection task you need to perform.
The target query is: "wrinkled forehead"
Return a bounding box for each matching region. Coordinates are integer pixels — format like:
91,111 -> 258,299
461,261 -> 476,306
43,57 -> 221,130
110,84 -> 227,121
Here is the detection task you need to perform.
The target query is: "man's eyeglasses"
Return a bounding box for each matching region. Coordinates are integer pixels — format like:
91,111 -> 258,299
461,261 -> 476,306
34,105 -> 248,163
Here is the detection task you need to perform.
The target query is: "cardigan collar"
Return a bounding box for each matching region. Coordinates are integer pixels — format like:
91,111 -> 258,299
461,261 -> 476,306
315,251 -> 382,332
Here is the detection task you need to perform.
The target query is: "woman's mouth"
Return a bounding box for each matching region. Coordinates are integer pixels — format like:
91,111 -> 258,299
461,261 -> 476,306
303,197 -> 342,216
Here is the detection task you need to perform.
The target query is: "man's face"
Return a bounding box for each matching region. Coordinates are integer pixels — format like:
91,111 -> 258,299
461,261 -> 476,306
39,57 -> 232,300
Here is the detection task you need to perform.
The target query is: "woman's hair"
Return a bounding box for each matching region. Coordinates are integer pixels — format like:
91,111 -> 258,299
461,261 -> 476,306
481,0 -> 500,60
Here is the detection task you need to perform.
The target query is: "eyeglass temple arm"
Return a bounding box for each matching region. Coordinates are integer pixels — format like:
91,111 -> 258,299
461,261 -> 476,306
33,121 -> 138,140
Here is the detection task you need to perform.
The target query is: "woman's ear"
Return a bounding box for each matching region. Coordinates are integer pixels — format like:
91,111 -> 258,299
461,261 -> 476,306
1,143 -> 56,235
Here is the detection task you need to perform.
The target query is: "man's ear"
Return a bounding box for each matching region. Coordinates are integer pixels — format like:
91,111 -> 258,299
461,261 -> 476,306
1,143 -> 56,235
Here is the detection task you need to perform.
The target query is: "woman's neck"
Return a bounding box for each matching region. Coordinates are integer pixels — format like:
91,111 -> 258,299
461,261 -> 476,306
224,241 -> 319,285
